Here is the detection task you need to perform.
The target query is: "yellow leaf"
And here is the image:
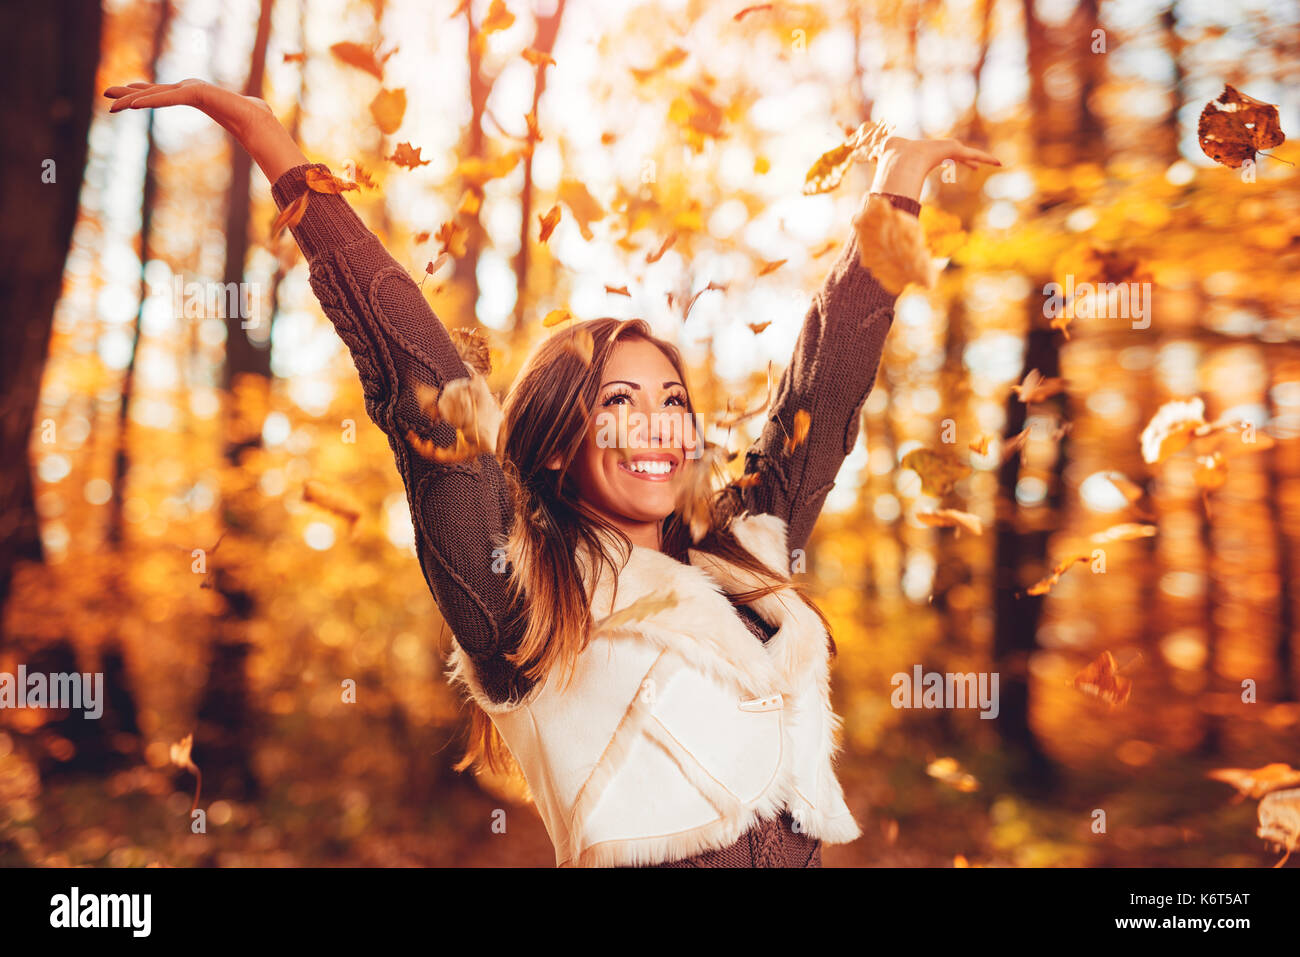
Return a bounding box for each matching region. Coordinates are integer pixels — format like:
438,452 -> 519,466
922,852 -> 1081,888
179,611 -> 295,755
271,192 -> 309,238
558,179 -> 605,241
369,88 -> 406,135
852,194 -> 935,294
900,448 -> 972,497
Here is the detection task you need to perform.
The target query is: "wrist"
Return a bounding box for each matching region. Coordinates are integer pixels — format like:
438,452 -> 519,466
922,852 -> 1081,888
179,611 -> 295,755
869,149 -> 928,202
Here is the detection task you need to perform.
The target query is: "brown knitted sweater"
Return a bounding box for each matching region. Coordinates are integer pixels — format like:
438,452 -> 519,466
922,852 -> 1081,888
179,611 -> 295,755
270,162 -> 919,868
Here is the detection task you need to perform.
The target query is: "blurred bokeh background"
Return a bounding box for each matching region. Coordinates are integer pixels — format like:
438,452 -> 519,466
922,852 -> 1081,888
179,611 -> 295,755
2,0 -> 1299,866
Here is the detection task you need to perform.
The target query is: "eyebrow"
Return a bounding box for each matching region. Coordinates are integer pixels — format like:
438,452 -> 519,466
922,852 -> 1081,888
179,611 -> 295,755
600,380 -> 684,390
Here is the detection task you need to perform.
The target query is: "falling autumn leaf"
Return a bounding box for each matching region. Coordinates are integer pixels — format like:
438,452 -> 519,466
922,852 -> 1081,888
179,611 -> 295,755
537,204 -> 561,243
747,321 -> 771,335
1141,397 -> 1206,464
593,591 -> 683,634
305,168 -> 359,194
683,281 -> 727,320
917,509 -> 983,536
271,191 -> 309,238
852,194 -> 936,294
675,443 -> 729,542
282,51 -> 306,64
414,230 -> 432,244
757,258 -> 787,276
1197,85 -> 1286,169
522,47 -> 556,67
629,46 -> 689,82
542,308 -> 572,327
803,119 -> 895,195
714,361 -> 774,429
927,757 -> 979,792
347,161 -> 377,190
303,480 -> 364,526
329,41 -> 394,81
566,328 -> 595,366
1012,369 -> 1066,404
450,327 -> 492,376
558,179 -> 605,241
170,733 -> 202,814
456,152 -> 521,189
388,142 -> 431,169
1104,471 -> 1145,505
1209,764 -> 1300,800
784,409 -> 811,455
968,434 -> 991,456
1257,788 -> 1300,867
733,3 -> 774,19
436,221 -> 468,258
480,0 -> 515,34
605,284 -> 631,297
900,448 -> 972,497
369,87 -> 406,135
646,232 -> 677,264
1072,650 -> 1133,706
1027,549 -> 1092,596
1090,523 -> 1156,544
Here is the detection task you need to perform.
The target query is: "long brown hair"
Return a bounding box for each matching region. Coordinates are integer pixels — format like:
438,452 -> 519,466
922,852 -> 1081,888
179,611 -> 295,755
457,317 -> 835,775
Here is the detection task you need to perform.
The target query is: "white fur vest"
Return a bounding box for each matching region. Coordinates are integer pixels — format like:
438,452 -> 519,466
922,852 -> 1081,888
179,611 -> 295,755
445,511 -> 861,867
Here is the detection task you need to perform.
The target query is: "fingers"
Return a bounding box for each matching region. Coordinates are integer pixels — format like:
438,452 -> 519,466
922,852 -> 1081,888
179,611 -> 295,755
957,143 -> 1001,167
106,82 -> 191,113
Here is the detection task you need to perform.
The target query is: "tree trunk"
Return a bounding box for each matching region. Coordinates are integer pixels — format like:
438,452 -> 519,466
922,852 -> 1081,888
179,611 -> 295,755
510,0 -> 566,333
0,0 -> 102,640
200,0 -> 276,803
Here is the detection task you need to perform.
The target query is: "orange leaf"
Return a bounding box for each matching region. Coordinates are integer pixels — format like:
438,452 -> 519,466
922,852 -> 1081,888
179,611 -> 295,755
369,87 -> 406,135
436,221 -> 468,258
646,232 -> 677,263
1197,85 -> 1287,169
388,142 -> 431,169
605,284 -> 631,297
784,409 -> 811,454
1209,763 -> 1300,800
522,47 -> 555,67
271,192 -> 309,238
542,308 -> 572,327
537,204 -> 561,243
305,168 -> 359,194
329,41 -> 393,81
1072,651 -> 1133,707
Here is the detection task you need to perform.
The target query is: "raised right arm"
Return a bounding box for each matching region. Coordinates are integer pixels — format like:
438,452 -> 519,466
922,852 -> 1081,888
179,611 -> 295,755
104,79 -> 532,703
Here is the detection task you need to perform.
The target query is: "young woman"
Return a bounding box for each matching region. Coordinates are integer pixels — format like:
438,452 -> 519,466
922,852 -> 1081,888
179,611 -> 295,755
104,77 -> 998,867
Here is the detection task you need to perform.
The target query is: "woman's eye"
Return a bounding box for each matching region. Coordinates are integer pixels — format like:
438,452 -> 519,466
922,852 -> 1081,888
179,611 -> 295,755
665,393 -> 686,407
602,393 -> 630,406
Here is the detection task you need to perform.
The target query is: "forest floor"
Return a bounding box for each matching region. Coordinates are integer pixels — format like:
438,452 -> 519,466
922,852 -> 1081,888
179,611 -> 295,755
1,735 -> 1288,868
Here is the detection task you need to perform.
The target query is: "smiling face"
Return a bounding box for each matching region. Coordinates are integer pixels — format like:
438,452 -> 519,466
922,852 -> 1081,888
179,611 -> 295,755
559,336 -> 699,547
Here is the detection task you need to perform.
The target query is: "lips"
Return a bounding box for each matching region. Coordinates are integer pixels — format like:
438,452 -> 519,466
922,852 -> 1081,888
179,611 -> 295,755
616,451 -> 681,482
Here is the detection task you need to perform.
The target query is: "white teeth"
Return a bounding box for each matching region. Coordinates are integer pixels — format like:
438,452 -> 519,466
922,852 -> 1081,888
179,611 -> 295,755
625,459 -> 672,475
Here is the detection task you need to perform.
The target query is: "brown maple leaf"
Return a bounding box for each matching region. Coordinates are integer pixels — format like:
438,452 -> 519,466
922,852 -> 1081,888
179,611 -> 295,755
1197,85 -> 1286,169
388,142 -> 431,169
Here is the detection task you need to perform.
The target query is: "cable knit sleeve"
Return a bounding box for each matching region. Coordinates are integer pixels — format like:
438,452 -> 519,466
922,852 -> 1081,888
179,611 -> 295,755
737,192 -> 921,557
270,162 -> 529,704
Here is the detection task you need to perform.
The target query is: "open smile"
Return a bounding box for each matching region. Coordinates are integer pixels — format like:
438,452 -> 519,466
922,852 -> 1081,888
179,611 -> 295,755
616,452 -> 681,482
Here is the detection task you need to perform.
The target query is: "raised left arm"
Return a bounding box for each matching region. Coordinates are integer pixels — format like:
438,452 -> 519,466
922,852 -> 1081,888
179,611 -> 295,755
735,136 -> 999,556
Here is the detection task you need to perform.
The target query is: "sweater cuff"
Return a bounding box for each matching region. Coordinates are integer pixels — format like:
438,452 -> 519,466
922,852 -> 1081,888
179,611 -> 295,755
821,192 -> 922,311
270,162 -> 372,261
877,191 -> 921,217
